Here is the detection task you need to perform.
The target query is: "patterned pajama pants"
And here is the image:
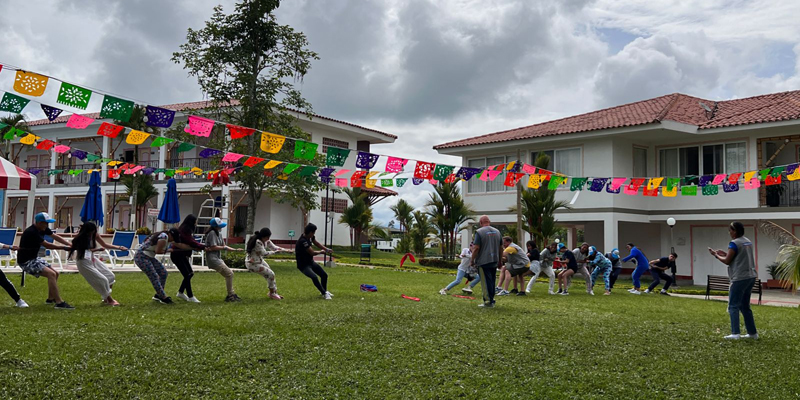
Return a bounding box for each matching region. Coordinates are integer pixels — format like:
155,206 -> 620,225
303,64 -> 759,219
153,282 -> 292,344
135,252 -> 168,299
590,265 -> 612,291
246,261 -> 277,291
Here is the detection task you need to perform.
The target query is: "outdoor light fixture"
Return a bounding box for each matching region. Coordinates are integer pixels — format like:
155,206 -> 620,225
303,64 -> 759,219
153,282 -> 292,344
667,217 -> 676,227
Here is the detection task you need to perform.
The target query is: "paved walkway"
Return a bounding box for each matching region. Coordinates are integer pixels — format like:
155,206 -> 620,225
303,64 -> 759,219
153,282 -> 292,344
671,291 -> 800,308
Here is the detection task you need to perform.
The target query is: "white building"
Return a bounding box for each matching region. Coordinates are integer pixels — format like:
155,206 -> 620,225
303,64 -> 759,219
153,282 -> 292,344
5,100 -> 396,246
435,91 -> 800,285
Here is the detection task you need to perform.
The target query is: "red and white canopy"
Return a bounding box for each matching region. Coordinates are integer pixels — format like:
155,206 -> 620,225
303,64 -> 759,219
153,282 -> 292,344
0,156 -> 32,190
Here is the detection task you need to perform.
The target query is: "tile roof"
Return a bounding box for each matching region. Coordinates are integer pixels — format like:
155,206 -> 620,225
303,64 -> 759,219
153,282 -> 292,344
27,99 -> 397,140
434,89 -> 800,150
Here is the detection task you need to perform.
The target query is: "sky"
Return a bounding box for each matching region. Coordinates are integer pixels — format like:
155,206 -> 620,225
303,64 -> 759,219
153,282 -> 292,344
1,0 -> 800,225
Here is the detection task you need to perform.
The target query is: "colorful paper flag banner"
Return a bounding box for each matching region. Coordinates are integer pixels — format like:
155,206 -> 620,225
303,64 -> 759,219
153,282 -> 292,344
243,157 -> 264,167
681,186 -> 697,196
53,145 -> 70,154
570,177 -> 588,191
71,149 -> 87,160
126,130 -> 151,145
20,134 -> 37,145
100,95 -> 135,122
227,124 -> 256,139
260,132 -> 285,153
433,165 -> 455,181
356,152 -> 380,169
589,178 -> 608,192
185,115 -> 215,137
13,71 -> 49,96
294,140 -> 319,160
57,82 -> 92,110
623,178 -> 645,195
455,167 -> 481,181
385,156 -> 408,173
504,172 -> 525,187
326,147 -> 350,167
41,104 -> 63,121
150,136 -> 175,147
264,160 -> 282,169
351,171 -> 367,187
199,148 -> 222,158
396,178 -> 409,187
0,92 -> 29,113
37,140 -> 55,150
283,163 -> 301,174
176,142 -> 195,153
66,113 -> 95,129
97,122 -> 124,138
222,152 -> 245,162
145,105 -> 175,128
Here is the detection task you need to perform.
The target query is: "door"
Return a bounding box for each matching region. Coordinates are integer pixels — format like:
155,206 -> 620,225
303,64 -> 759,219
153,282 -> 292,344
691,225 -> 755,285
117,205 -> 131,231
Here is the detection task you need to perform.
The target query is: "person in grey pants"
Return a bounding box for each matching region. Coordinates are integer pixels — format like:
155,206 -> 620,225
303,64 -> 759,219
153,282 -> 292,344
470,215 -> 503,308
709,221 -> 759,340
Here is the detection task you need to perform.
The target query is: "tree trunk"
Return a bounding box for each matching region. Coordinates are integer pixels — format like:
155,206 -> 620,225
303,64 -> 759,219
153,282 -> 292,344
246,188 -> 261,236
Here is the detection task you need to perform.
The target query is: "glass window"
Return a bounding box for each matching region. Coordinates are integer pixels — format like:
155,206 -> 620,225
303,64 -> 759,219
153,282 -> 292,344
486,156 -> 505,192
702,144 -> 723,175
467,159 -> 486,193
554,148 -> 581,176
725,142 -> 746,173
679,147 -> 699,176
659,148 -> 679,177
633,147 -> 647,177
530,150 -> 554,170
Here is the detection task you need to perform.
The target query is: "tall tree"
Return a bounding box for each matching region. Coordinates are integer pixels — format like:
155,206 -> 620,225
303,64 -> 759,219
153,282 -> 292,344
390,198 -> 414,233
115,106 -> 159,229
409,210 -> 435,256
425,182 -> 475,261
514,153 -> 570,249
172,1 -> 322,235
338,188 -> 372,249
0,114 -> 31,163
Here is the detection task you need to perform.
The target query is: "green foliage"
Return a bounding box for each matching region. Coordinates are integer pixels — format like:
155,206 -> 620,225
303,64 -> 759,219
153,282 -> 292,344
135,227 -> 151,235
0,113 -> 30,163
776,244 -> 800,291
172,1 -> 321,234
221,250 -> 247,269
425,182 -> 474,261
409,210 -> 435,256
338,188 -> 373,249
390,199 -> 414,233
395,234 -> 411,254
766,262 -> 780,280
418,258 -> 460,269
517,153 -> 571,249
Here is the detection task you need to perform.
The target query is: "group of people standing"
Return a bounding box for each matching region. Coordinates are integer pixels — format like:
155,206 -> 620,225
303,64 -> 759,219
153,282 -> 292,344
1,213 -> 334,309
442,215 -> 759,340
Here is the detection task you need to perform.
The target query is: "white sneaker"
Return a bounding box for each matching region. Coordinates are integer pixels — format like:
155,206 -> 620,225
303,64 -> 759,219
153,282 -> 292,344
724,334 -> 741,340
496,290 -> 510,296
548,290 -> 556,295
187,296 -> 201,303
644,289 -> 651,294
15,299 -> 29,308
325,291 -> 334,297
560,291 -> 569,296
323,293 -> 332,300
439,289 -> 447,295
462,287 -> 473,294
176,292 -> 190,302
588,291 -> 595,296
743,333 -> 759,340
631,290 -> 641,295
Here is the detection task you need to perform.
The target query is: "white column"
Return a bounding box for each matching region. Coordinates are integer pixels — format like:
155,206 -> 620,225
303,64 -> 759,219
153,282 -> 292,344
567,227 -> 575,249
603,216 -> 618,255
47,192 -> 55,217
156,185 -> 165,232
221,184 -> 231,239
49,145 -> 57,185
158,143 -> 166,180
26,178 -> 36,228
101,136 -> 109,183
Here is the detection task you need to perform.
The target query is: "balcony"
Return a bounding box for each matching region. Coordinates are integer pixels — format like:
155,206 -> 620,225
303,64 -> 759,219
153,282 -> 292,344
31,158 -> 230,187
771,180 -> 800,207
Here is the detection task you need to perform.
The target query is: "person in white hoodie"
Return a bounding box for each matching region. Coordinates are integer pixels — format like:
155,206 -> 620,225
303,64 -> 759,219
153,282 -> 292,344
245,227 -> 289,300
440,244 -> 481,295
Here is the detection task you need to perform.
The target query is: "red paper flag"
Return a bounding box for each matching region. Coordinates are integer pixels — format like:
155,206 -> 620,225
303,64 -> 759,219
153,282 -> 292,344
97,122 -> 124,138
227,124 -> 256,139
243,157 -> 264,167
444,174 -> 458,184
414,161 -> 435,179
351,170 -> 367,187
503,172 -> 524,187
37,139 -> 56,150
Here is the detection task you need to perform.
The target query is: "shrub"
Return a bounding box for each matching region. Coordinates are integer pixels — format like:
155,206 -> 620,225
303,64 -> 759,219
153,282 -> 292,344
106,228 -> 116,234
766,263 -> 780,280
418,258 -> 460,269
136,227 -> 151,235
222,251 -> 246,269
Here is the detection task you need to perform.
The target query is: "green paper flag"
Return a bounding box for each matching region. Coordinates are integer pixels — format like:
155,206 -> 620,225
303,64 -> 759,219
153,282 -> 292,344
681,186 -> 697,196
48,169 -> 63,176
702,185 -> 719,196
155,168 -> 166,174
283,163 -> 301,174
294,140 -> 319,160
769,166 -> 785,177
151,137 -> 175,147
759,168 -> 770,181
3,129 -> 15,140
57,82 -> 92,110
432,165 -> 455,181
326,147 -> 350,167
165,170 -> 175,177
570,177 -> 588,191
381,179 -> 393,187
548,176 -> 566,190
396,178 -> 408,187
0,93 -> 30,113
176,142 -> 195,153
299,166 -> 318,176
100,95 -> 135,122
666,177 -> 680,189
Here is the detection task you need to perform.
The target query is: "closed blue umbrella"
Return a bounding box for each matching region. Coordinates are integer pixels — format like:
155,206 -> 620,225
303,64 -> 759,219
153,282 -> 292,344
80,171 -> 104,226
158,178 -> 180,224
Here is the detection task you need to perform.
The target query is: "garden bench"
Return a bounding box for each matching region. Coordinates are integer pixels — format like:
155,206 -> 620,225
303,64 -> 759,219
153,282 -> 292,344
705,275 -> 762,305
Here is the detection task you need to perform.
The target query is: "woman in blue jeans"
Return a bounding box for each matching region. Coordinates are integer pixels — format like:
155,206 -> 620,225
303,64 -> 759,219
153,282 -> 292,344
709,221 -> 759,340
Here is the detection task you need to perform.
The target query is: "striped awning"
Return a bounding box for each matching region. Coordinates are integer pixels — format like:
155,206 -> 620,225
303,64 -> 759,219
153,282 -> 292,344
0,157 -> 33,190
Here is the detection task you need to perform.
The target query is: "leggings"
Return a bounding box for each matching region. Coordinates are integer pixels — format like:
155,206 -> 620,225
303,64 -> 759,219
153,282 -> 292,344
135,252 -> 168,299
609,267 -> 622,289
1,269 -> 20,302
246,260 -> 277,291
76,256 -> 115,299
647,269 -> 674,292
632,265 -> 648,289
298,263 -> 327,295
171,253 -> 194,298
590,265 -> 612,291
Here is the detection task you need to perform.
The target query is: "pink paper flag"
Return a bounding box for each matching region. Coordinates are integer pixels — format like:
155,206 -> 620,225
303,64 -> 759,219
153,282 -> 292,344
385,156 -> 408,173
53,145 -> 71,154
335,178 -> 348,187
124,165 -> 144,175
334,169 -> 351,177
429,179 -> 438,185
222,152 -> 245,162
609,178 -> 626,190
185,115 -> 215,137
66,114 -> 95,129
522,164 -> 537,174
485,170 -> 502,181
623,178 -> 646,195
712,174 -> 726,185
744,178 -> 761,190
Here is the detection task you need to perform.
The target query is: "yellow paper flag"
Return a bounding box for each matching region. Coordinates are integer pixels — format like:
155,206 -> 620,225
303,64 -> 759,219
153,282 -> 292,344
107,160 -> 122,166
788,168 -> 800,181
743,171 -> 757,182
647,177 -> 664,190
662,187 -> 678,197
366,171 -> 379,188
126,130 -> 151,145
191,167 -> 203,175
260,132 -> 285,154
527,174 -> 545,189
20,134 -> 38,145
14,71 -> 49,97
264,160 -> 282,169
505,161 -> 516,171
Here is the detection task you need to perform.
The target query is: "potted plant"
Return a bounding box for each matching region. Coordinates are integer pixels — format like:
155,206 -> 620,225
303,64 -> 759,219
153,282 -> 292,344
765,185 -> 784,207
765,263 -> 785,289
136,227 -> 151,235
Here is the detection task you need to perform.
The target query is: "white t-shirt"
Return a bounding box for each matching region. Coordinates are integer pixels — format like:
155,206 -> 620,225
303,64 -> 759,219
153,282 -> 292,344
457,248 -> 472,272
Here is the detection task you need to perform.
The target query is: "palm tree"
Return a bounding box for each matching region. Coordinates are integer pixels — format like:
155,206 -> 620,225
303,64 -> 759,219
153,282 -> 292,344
390,198 -> 414,233
115,106 -> 160,230
0,114 -> 31,163
123,174 -> 159,228
409,210 -> 435,256
425,182 -> 475,260
757,220 -> 800,291
339,187 -> 373,249
514,153 -> 571,249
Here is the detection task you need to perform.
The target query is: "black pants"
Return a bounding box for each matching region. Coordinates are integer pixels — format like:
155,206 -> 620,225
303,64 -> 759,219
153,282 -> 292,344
170,253 -> 194,298
1,269 -> 20,302
609,267 -> 622,289
479,264 -> 497,304
647,269 -> 674,292
298,263 -> 327,295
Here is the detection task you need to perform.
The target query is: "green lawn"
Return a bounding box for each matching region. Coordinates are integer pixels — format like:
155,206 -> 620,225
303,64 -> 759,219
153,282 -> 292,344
2,263 -> 799,399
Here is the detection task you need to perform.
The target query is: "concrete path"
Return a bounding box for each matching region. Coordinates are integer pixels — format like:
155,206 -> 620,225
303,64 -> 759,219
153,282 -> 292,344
671,291 -> 800,308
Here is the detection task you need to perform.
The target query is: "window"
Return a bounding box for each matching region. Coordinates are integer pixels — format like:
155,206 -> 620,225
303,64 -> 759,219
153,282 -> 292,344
530,148 -> 581,176
322,137 -> 349,153
466,154 -> 525,193
633,147 -> 647,177
467,158 -> 486,193
486,156 -> 506,192
321,198 -> 348,213
659,142 -> 746,176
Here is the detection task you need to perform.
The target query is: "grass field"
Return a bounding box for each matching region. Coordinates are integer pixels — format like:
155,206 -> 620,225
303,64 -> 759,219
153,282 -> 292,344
2,263 -> 799,399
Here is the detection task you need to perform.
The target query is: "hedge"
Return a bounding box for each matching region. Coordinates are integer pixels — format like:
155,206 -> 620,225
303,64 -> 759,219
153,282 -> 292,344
418,258 -> 460,269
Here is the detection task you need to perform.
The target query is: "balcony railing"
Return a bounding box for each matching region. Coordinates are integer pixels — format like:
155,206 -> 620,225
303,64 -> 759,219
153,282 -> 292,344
774,180 -> 800,207
29,158 -> 232,187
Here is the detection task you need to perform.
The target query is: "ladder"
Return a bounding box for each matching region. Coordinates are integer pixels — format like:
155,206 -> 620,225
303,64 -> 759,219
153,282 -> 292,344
196,197 -> 225,233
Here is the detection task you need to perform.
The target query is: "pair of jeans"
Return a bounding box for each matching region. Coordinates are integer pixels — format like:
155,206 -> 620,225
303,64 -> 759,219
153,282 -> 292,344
728,278 -> 757,335
445,269 -> 480,291
647,269 -> 674,292
479,263 -> 497,304
609,267 -> 622,289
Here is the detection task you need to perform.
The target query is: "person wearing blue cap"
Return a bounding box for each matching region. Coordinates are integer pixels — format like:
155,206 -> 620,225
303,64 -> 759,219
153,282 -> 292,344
17,212 -> 74,309
588,246 -> 612,295
204,218 -> 243,302
606,248 -> 623,291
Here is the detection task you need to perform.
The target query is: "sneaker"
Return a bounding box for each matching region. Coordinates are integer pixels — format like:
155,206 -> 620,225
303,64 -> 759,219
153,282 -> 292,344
644,289 -> 651,294
660,290 -> 670,296
603,291 -> 611,296
496,290 -> 510,296
556,289 -> 563,294
323,293 -> 332,300
45,299 -> 55,304
510,289 -> 518,294
269,293 -> 282,300
495,287 -> 502,293
161,297 -> 174,305
462,287 -> 473,294
104,300 -> 121,307
15,299 -> 29,308
560,291 -> 569,296
439,288 -> 447,295
631,290 -> 641,295
54,302 -> 75,310
187,296 -> 201,303
325,291 -> 334,298
516,292 -> 526,296
724,334 -> 741,340
152,295 -> 162,303
478,302 -> 494,308
627,288 -> 636,293
743,333 -> 759,340
588,291 -> 595,296
549,290 -> 556,295
225,294 -> 237,302
176,292 -> 190,302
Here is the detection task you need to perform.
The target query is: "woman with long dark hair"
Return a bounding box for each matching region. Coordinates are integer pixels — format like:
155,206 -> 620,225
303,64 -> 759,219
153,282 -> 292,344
68,222 -> 126,306
295,223 -> 333,299
709,221 -> 759,340
245,227 -> 289,299
171,214 -> 206,303
135,228 -> 189,304
204,218 -> 243,302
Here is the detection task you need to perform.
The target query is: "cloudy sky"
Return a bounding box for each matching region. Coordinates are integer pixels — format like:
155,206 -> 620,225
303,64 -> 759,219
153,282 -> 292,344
2,0 -> 800,224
